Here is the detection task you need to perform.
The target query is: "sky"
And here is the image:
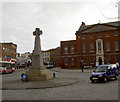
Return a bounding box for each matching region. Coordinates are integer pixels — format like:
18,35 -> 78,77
0,0 -> 119,53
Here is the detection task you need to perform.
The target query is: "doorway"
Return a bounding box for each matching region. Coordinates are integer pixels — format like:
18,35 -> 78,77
99,57 -> 102,65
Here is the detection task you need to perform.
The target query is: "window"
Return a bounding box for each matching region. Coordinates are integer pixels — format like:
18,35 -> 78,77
106,33 -> 109,37
82,35 -> 85,39
115,40 -> 119,51
97,34 -> 101,38
83,58 -> 86,64
106,42 -> 110,51
90,42 -> 94,52
90,35 -> 93,39
114,32 -> 118,36
98,42 -> 101,51
78,34 -> 81,38
3,47 -> 10,52
45,53 -> 47,56
116,56 -> 119,63
71,58 -> 75,65
71,45 -> 74,54
106,57 -> 111,64
82,43 -> 86,53
43,58 -> 45,62
64,46 -> 68,54
90,58 -> 94,64
64,58 -> 68,65
3,47 -> 5,50
47,53 -> 50,56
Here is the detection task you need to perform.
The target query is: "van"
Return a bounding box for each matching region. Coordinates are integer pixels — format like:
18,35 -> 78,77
90,64 -> 118,83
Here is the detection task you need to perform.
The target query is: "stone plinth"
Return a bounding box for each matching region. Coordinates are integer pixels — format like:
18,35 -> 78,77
25,69 -> 53,81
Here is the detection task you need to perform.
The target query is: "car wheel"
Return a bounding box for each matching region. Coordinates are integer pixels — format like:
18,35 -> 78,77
114,75 -> 117,80
103,77 -> 107,83
91,80 -> 94,83
3,70 -> 6,74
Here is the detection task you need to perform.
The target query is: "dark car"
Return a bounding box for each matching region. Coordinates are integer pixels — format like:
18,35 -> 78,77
44,62 -> 53,69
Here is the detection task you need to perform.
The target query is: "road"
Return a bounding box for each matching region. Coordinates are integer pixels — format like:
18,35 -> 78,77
1,68 -> 119,100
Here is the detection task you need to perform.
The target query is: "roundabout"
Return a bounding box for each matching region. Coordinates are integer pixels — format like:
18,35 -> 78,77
2,74 -> 79,90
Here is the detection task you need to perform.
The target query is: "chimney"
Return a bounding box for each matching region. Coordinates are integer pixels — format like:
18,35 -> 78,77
82,22 -> 85,26
78,22 -> 86,31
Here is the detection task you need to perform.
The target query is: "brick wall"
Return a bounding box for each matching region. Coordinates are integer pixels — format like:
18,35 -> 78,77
60,21 -> 120,69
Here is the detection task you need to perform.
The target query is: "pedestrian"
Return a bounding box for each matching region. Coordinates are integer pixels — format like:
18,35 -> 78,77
60,62 -> 64,69
82,65 -> 84,72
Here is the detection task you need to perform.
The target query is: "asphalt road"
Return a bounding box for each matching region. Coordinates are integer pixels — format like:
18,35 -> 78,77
1,68 -> 119,100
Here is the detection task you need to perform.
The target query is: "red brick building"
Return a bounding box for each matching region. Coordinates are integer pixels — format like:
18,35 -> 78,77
60,21 -> 120,69
60,40 -> 77,68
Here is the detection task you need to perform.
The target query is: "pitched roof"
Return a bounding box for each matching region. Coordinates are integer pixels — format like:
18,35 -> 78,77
77,21 -> 120,34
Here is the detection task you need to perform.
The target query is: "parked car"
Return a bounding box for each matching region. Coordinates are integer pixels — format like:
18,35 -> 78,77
83,66 -> 92,69
90,64 -> 118,83
44,62 -> 53,69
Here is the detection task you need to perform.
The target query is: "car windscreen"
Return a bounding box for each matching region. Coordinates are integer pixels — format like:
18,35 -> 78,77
95,66 -> 108,72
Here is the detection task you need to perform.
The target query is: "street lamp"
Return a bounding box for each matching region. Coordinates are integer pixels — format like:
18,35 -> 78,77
81,59 -> 83,72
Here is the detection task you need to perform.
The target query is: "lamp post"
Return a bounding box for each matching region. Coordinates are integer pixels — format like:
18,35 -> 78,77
81,59 -> 83,72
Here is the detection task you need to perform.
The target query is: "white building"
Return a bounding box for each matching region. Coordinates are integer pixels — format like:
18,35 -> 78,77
42,51 -> 50,63
20,52 -> 31,65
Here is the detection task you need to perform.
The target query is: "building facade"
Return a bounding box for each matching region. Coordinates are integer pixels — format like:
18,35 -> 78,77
60,40 -> 76,68
60,21 -> 120,69
42,51 -> 50,63
0,42 -> 17,61
50,47 -> 60,67
20,52 -> 31,65
42,47 -> 60,67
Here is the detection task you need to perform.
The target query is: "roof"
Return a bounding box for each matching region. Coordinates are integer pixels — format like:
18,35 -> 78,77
61,40 -> 76,46
76,21 -> 120,34
61,40 -> 76,43
42,47 -> 60,52
1,42 -> 17,46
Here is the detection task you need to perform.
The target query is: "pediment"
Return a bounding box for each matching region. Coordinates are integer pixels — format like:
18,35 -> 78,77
81,24 -> 118,34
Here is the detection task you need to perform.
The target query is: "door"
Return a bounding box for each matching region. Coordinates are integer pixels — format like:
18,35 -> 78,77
99,57 -> 102,65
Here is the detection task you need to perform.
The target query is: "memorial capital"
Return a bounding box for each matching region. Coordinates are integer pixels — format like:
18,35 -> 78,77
33,28 -> 42,37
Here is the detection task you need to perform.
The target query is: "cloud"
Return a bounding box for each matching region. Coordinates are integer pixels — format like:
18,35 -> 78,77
1,1 -> 118,53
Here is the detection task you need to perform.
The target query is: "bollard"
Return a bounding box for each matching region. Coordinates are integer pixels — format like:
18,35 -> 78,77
21,73 -> 27,81
53,73 -> 55,78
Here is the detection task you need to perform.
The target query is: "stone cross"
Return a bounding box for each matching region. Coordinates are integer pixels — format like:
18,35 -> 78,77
31,28 -> 45,70
33,28 -> 42,37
